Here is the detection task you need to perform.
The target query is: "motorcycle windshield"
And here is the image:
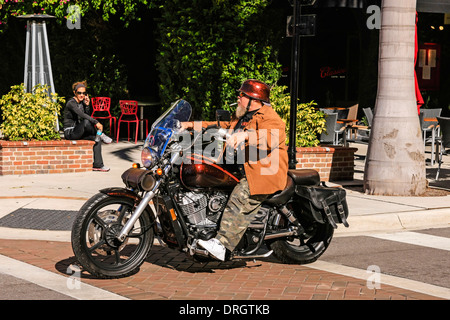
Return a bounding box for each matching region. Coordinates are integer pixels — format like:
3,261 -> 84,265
145,99 -> 192,157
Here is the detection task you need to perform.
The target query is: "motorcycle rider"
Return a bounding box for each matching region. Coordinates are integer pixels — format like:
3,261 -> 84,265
182,79 -> 289,260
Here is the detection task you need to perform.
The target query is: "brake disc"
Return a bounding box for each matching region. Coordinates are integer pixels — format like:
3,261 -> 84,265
88,210 -> 128,254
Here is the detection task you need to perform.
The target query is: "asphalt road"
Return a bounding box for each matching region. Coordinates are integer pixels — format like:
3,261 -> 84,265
0,273 -> 75,300
321,227 -> 450,290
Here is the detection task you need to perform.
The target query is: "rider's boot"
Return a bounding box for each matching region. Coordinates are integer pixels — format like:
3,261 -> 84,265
197,238 -> 226,261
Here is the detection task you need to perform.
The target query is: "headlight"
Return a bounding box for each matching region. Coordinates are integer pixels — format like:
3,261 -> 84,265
141,147 -> 159,168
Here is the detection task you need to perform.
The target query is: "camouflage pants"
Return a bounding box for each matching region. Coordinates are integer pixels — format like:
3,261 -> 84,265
215,178 -> 268,251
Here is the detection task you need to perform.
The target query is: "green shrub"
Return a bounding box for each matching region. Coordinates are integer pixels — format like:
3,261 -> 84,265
155,0 -> 283,119
0,84 -> 65,141
271,85 -> 326,147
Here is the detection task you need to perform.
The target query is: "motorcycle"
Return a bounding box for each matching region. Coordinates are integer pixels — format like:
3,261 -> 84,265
71,99 -> 349,278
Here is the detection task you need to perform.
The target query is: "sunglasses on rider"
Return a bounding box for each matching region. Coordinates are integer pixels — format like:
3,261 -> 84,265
76,91 -> 87,95
238,92 -> 249,98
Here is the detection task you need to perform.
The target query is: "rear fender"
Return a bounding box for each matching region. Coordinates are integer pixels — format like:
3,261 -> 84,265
99,187 -> 157,230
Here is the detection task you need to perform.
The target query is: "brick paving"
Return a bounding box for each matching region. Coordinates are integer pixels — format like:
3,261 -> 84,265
0,239 -> 443,300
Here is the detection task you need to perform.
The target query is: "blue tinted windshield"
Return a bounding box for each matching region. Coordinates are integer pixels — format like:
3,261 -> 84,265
145,100 -> 192,156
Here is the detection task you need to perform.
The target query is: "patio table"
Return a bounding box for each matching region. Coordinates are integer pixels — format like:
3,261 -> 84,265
137,101 -> 160,140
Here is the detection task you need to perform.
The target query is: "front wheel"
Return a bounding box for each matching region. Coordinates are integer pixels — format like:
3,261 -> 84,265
71,193 -> 155,278
268,221 -> 334,265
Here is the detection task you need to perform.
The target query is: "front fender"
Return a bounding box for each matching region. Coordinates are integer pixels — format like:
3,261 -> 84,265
100,187 -> 141,201
99,187 -> 157,228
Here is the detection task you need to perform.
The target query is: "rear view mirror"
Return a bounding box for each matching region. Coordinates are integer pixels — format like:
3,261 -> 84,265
216,109 -> 231,126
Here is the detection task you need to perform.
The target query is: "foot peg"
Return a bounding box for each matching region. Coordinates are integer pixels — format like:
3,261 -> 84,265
233,250 -> 273,260
188,239 -> 209,257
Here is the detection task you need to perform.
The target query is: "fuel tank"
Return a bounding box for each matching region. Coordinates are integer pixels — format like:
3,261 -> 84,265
180,154 -> 240,191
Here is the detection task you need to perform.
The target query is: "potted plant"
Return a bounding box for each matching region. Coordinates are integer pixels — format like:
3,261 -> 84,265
270,84 -> 326,147
271,84 -> 356,182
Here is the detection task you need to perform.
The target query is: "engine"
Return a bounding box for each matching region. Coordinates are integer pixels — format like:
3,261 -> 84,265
176,190 -> 228,227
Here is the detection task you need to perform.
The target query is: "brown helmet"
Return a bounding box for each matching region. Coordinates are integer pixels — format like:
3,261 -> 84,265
238,79 -> 270,103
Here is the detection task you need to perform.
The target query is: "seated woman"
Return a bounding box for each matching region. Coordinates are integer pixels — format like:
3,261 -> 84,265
63,81 -> 112,172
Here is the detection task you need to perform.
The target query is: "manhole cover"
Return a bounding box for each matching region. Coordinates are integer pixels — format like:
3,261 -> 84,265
0,208 -> 78,231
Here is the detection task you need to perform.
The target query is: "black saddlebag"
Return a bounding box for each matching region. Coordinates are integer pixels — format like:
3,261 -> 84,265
295,183 -> 349,229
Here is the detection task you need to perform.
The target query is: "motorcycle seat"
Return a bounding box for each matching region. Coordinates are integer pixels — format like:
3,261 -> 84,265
288,169 -> 320,186
264,170 -> 320,206
264,175 -> 295,206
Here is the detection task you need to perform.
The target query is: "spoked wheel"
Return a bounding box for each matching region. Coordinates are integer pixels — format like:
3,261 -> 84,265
268,218 -> 334,265
71,193 -> 154,278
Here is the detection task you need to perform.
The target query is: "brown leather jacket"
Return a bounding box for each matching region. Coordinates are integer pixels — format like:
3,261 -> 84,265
197,104 -> 288,195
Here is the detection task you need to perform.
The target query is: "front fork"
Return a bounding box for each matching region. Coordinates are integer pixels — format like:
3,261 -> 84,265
115,152 -> 181,242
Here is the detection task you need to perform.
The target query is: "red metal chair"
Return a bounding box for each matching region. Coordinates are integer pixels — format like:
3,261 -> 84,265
116,100 -> 148,144
91,97 -> 116,137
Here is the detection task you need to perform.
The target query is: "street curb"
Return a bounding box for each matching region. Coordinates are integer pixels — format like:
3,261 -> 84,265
0,195 -> 90,201
0,227 -> 71,242
335,208 -> 450,236
1,208 -> 448,242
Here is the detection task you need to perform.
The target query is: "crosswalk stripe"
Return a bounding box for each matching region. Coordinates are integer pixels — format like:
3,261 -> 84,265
310,260 -> 450,300
369,231 -> 450,251
0,254 -> 128,300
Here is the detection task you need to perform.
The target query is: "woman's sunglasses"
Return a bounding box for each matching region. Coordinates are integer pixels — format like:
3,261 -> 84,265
76,91 -> 87,96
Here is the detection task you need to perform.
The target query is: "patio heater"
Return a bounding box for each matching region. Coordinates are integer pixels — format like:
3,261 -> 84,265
17,14 -> 59,130
288,0 -> 316,169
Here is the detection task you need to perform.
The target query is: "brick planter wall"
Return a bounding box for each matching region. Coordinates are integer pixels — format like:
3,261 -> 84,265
0,139 -> 356,179
295,145 -> 357,182
0,140 -> 94,175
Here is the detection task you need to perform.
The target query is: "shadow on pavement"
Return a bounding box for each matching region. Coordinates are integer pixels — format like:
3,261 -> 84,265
55,245 -> 258,280
110,145 -> 142,162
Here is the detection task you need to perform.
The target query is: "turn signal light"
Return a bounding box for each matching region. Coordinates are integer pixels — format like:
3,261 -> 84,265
170,208 -> 177,221
156,168 -> 163,176
132,163 -> 140,169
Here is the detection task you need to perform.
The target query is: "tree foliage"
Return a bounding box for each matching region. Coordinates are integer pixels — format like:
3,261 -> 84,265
0,0 -> 153,29
154,0 -> 283,119
0,0 -> 284,120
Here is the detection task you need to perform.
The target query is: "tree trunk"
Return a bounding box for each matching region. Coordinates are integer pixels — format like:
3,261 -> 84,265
364,0 -> 426,196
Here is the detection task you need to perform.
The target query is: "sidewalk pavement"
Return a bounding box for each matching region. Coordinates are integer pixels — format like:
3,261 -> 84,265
334,142 -> 450,235
0,141 -> 449,242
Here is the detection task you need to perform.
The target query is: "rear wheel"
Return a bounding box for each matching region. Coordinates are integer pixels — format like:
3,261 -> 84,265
71,193 -> 155,278
268,216 -> 334,264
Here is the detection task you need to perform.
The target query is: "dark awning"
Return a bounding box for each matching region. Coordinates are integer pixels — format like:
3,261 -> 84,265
417,0 -> 450,13
314,0 -> 450,12
314,0 -> 378,9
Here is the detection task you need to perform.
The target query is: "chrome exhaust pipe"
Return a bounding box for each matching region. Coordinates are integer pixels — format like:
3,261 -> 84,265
233,250 -> 273,260
264,231 -> 296,240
